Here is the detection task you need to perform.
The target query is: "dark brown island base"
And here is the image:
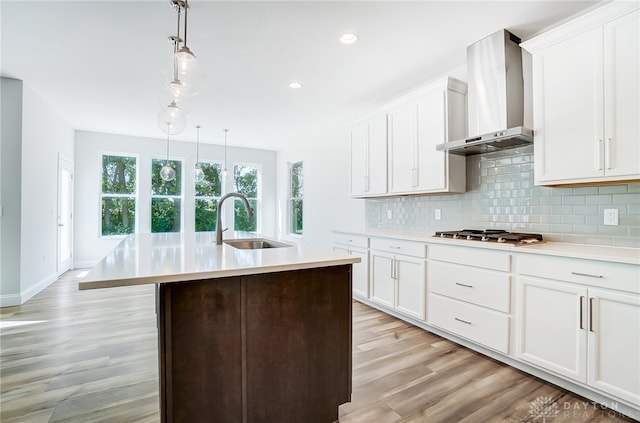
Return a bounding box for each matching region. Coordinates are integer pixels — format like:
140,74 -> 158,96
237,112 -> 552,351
157,266 -> 352,423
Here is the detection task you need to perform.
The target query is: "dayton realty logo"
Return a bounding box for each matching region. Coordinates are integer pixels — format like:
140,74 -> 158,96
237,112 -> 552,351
528,396 -> 560,422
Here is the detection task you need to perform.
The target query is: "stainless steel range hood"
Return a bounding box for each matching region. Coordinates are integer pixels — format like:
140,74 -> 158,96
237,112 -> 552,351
437,29 -> 533,156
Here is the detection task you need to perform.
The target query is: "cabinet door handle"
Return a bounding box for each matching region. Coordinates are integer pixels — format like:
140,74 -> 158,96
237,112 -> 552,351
589,297 -> 595,333
454,317 -> 472,325
579,296 -> 585,330
571,271 -> 603,279
455,282 -> 473,288
390,259 -> 396,279
388,245 -> 401,249
605,137 -> 612,170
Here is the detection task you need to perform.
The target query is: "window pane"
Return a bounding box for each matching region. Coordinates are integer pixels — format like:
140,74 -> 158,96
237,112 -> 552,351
291,162 -> 303,198
290,199 -> 303,235
151,198 -> 181,233
233,165 -> 258,198
234,199 -> 257,232
195,199 -> 218,232
102,155 -> 136,194
151,159 -> 182,196
102,197 -> 136,235
195,162 -> 222,197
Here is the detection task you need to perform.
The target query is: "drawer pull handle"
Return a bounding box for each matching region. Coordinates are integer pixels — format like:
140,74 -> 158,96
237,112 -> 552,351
571,272 -> 603,279
389,245 -> 401,249
454,317 -> 472,325
455,282 -> 473,288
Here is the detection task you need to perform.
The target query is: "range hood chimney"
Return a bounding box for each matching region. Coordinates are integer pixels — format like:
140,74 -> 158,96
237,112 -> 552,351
437,29 -> 533,156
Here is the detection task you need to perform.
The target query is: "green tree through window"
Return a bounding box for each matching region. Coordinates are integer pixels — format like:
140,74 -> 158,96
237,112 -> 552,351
233,164 -> 259,232
195,162 -> 222,232
101,154 -> 137,235
289,161 -> 303,235
151,159 -> 182,233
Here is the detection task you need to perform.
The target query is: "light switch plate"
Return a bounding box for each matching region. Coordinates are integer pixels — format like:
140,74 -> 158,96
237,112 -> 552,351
387,210 -> 392,219
435,209 -> 442,220
604,209 -> 619,226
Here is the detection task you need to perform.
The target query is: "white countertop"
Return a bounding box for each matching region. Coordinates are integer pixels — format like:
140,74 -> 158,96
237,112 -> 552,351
333,228 -> 640,265
79,233 -> 360,290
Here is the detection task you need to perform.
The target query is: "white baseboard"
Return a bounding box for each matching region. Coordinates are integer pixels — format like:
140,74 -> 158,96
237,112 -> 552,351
20,274 -> 58,304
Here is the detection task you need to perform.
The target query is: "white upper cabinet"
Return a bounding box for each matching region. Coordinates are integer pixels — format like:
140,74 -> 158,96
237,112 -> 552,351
349,114 -> 387,197
388,77 -> 467,195
522,3 -> 639,185
349,76 -> 467,197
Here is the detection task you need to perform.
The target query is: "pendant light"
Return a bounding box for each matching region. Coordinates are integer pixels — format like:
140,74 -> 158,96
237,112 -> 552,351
222,129 -> 229,179
192,125 -> 205,183
176,0 -> 196,65
160,123 -> 176,182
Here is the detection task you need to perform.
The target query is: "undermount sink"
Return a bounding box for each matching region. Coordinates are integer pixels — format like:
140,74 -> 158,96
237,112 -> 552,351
224,238 -> 292,250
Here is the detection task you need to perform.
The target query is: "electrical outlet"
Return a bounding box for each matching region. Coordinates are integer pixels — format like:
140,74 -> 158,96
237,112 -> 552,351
435,209 -> 442,221
387,210 -> 393,219
604,209 -> 619,226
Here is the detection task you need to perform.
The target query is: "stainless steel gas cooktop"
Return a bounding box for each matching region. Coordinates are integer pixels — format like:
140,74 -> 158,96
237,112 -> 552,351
434,229 -> 543,245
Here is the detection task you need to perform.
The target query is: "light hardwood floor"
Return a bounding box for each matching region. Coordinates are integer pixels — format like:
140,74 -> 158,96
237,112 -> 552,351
1,270 -> 636,423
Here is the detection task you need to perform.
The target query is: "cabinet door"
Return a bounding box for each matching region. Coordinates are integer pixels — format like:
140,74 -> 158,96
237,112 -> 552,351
350,122 -> 368,196
588,289 -> 640,405
516,277 -> 588,382
388,101 -> 417,194
604,10 -> 640,179
350,247 -> 369,299
395,256 -> 426,320
415,89 -> 446,192
533,26 -> 604,184
370,251 -> 395,308
368,114 -> 388,195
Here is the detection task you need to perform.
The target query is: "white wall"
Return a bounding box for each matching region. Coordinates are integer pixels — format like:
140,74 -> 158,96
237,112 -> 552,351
1,78 -> 23,305
276,125 -> 365,249
74,130 -> 277,267
0,78 -> 74,306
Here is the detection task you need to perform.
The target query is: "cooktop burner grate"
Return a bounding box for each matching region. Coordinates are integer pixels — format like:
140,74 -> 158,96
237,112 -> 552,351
434,229 -> 543,245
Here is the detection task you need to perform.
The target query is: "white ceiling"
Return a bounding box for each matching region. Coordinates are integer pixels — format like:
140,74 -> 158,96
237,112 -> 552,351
1,1 -> 600,150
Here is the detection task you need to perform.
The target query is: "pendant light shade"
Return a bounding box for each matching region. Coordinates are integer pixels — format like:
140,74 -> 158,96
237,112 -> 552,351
158,100 -> 186,135
192,125 -> 205,182
175,0 -> 197,64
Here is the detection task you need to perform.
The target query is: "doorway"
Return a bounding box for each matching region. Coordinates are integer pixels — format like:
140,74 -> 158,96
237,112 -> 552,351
57,155 -> 73,274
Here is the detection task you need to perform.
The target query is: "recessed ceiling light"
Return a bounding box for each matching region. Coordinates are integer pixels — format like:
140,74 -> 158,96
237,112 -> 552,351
289,82 -> 303,89
340,33 -> 359,44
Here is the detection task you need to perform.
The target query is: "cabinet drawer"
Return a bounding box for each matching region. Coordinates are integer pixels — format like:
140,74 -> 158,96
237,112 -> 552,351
518,254 -> 640,293
429,244 -> 511,271
333,234 -> 368,249
370,237 -> 426,258
429,261 -> 511,313
428,293 -> 510,354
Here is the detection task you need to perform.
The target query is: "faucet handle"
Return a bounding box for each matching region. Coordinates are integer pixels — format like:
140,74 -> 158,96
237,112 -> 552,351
222,228 -> 229,233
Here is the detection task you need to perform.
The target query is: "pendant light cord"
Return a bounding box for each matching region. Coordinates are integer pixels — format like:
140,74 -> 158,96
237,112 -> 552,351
166,124 -> 171,164
223,129 -> 228,171
195,125 -> 201,164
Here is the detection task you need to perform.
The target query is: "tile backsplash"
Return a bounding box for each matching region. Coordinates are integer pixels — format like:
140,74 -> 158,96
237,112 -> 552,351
365,146 -> 640,248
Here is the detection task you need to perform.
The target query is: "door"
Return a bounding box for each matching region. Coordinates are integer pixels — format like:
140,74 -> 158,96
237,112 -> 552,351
369,250 -> 394,308
388,101 -> 417,194
588,289 -> 640,405
57,155 -> 73,274
603,10 -> 640,178
395,255 -> 426,320
533,26 -> 604,183
516,277 -> 587,383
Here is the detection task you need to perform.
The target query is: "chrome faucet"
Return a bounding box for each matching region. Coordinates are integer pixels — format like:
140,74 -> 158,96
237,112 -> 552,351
216,192 -> 254,245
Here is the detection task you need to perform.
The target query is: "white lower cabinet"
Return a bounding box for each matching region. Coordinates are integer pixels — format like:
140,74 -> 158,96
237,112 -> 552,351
427,244 -> 512,354
369,238 -> 426,320
516,255 -> 640,407
332,234 -> 369,299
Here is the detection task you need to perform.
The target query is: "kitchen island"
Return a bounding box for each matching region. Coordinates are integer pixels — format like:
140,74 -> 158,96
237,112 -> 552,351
80,233 -> 360,423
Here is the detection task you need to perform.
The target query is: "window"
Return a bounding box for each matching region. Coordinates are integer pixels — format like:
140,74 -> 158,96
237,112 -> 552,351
194,162 -> 223,232
151,159 -> 182,233
233,164 -> 260,232
101,154 -> 137,236
289,161 -> 303,235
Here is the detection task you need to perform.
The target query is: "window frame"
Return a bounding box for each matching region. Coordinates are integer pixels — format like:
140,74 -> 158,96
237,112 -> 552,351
194,160 -> 224,232
150,156 -> 185,233
99,152 -> 139,238
288,161 -> 303,236
232,161 -> 262,234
